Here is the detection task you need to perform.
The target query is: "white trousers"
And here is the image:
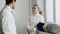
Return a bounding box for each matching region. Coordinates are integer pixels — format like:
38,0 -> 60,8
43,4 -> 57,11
5,31 -> 17,34
27,31 -> 39,34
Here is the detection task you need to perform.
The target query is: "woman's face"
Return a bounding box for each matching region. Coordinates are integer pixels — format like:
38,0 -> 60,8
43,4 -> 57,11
32,6 -> 39,14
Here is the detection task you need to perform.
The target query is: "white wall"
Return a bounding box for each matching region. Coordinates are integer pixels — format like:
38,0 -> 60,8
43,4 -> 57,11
46,0 -> 54,22
0,0 -> 30,34
55,0 -> 60,25
14,0 -> 30,34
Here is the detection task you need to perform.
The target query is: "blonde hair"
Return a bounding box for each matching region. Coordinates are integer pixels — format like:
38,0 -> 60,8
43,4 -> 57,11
33,4 -> 42,15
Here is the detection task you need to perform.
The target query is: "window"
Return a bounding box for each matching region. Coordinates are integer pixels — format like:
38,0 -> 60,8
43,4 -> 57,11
55,0 -> 60,25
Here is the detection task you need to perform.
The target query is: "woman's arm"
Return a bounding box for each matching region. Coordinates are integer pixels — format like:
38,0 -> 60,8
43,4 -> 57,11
40,15 -> 44,23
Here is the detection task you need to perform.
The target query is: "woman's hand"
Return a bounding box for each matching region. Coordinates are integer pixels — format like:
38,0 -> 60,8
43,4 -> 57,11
27,28 -> 34,33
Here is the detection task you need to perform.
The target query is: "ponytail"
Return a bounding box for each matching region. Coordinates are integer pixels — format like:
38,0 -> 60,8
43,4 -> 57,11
39,10 -> 42,15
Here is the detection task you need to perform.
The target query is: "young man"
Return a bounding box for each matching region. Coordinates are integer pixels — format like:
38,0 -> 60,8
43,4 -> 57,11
0,0 -> 17,34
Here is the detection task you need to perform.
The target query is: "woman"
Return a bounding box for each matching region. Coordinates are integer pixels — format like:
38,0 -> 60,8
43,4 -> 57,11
27,4 -> 44,34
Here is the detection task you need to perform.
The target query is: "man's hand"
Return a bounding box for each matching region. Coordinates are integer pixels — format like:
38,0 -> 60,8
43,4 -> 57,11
27,28 -> 34,33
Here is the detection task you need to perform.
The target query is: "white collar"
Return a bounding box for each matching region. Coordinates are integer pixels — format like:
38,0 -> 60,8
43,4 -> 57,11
33,12 -> 40,16
5,5 -> 16,15
5,5 -> 13,11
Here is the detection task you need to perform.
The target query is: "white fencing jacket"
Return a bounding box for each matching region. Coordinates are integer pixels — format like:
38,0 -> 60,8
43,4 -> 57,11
1,5 -> 17,34
27,13 -> 44,31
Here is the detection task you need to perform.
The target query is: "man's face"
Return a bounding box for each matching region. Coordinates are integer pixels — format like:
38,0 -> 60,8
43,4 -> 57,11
12,1 -> 16,9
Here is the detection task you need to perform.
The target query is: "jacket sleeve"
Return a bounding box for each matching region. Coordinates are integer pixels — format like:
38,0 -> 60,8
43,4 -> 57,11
27,22 -> 36,31
27,22 -> 31,29
27,16 -> 37,31
2,11 -> 11,33
40,15 -> 44,23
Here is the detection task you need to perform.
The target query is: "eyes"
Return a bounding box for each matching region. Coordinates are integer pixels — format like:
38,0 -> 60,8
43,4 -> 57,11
32,7 -> 36,9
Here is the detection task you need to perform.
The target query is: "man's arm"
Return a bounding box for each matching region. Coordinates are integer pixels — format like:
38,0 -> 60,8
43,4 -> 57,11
2,10 -> 11,33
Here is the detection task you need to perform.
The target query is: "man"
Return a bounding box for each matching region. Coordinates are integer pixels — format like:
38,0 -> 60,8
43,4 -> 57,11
0,0 -> 17,34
